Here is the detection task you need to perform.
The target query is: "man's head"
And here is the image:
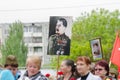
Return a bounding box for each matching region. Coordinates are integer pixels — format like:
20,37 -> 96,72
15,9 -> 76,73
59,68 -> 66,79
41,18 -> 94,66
56,18 -> 67,35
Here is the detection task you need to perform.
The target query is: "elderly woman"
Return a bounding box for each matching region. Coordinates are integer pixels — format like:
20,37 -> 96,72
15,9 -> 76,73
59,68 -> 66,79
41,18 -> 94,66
18,55 -> 48,80
94,60 -> 111,80
76,56 -> 101,80
58,59 -> 76,80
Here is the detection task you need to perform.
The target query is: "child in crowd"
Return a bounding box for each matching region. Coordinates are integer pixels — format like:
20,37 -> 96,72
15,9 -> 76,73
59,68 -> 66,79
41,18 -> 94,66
0,55 -> 20,80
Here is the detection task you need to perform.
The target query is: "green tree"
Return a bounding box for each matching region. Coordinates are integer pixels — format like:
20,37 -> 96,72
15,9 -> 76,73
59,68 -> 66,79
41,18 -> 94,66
51,8 -> 120,67
72,8 -> 120,61
0,21 -> 28,66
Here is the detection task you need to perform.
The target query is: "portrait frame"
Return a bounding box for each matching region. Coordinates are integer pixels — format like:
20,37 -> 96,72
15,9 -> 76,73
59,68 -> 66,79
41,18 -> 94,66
90,38 -> 103,60
47,16 -> 73,55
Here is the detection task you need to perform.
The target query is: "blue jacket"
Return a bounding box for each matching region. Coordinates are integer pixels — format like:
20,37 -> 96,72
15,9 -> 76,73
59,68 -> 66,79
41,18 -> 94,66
14,71 -> 21,80
0,70 -> 14,80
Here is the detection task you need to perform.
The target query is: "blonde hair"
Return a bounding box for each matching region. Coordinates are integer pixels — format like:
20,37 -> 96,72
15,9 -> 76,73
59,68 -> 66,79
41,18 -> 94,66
26,55 -> 42,69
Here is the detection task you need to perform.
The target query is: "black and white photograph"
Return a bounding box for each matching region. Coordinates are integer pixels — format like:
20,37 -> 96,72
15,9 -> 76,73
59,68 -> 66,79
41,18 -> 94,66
90,38 -> 103,60
47,16 -> 72,55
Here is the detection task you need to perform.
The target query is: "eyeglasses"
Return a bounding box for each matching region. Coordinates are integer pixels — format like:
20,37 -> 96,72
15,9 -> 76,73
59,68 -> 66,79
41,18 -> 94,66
95,68 -> 103,71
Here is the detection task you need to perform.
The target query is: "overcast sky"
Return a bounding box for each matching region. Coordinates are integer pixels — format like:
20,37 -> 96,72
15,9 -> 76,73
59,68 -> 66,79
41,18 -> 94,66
0,0 -> 120,23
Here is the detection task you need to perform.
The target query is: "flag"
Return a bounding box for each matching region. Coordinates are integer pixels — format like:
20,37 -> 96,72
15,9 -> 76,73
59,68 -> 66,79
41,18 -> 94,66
110,33 -> 120,67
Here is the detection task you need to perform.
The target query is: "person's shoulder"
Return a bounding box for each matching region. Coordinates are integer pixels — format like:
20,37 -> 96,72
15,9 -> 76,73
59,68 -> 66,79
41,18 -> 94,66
39,76 -> 48,80
18,70 -> 27,80
15,71 -> 21,79
38,73 -> 48,80
0,69 -> 15,80
63,34 -> 70,40
49,34 -> 58,39
93,75 -> 101,80
88,73 -> 102,80
50,34 -> 57,37
0,69 -> 11,73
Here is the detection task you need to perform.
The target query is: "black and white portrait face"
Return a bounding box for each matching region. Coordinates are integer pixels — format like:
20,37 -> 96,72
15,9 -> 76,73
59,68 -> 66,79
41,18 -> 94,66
56,19 -> 66,35
90,38 -> 103,60
92,43 -> 100,56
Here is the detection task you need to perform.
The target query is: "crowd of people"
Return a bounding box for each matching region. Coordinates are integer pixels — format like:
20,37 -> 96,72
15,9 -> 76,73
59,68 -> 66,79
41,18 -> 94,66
58,56 -> 118,80
0,55 -> 118,80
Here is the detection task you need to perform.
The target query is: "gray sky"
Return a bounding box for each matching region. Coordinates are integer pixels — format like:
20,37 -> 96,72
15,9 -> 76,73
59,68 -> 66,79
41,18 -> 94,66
0,0 -> 120,23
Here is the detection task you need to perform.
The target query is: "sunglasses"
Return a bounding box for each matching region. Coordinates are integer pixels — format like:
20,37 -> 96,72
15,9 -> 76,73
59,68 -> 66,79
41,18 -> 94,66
95,68 -> 103,71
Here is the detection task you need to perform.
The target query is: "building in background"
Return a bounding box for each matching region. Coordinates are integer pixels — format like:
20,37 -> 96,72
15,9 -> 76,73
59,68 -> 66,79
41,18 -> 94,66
0,22 -> 51,65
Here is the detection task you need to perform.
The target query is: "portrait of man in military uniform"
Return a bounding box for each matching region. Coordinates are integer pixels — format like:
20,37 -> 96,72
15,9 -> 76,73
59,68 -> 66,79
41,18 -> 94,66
47,16 -> 72,55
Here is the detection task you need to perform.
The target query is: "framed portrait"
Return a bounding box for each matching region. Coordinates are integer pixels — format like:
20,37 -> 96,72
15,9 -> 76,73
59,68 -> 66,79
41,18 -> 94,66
47,16 -> 73,55
90,38 -> 103,60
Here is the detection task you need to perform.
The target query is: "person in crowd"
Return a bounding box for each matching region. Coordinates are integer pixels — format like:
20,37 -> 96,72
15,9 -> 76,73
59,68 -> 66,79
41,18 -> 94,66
4,55 -> 20,80
94,60 -> 112,80
48,17 -> 70,55
58,59 -> 76,80
18,54 -> 48,80
0,55 -> 20,80
76,56 -> 101,80
0,60 -> 14,80
109,68 -> 118,80
90,62 -> 95,74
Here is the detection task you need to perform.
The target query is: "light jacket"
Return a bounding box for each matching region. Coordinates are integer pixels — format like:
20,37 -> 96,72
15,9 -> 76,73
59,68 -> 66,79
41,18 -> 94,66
77,72 -> 102,80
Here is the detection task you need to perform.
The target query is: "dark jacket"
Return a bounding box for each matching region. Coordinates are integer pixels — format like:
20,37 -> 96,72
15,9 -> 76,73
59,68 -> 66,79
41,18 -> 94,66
48,33 -> 70,55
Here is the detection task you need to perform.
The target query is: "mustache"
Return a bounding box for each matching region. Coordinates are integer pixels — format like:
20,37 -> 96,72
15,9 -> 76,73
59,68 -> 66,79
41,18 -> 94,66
56,29 -> 59,31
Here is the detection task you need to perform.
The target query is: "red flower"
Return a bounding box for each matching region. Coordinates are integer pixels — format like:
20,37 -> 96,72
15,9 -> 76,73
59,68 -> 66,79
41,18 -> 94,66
45,73 -> 50,78
70,78 -> 76,80
57,71 -> 63,75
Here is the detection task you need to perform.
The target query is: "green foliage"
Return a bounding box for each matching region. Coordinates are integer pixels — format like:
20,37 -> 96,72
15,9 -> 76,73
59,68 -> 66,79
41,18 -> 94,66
0,21 -> 28,66
51,8 -> 120,67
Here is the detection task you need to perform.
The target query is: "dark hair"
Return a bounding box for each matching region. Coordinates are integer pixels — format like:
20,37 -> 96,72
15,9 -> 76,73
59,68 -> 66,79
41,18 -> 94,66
76,56 -> 91,65
95,60 -> 109,76
93,43 -> 98,46
58,18 -> 67,27
4,55 -> 18,68
4,64 -> 18,68
64,59 -> 76,73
